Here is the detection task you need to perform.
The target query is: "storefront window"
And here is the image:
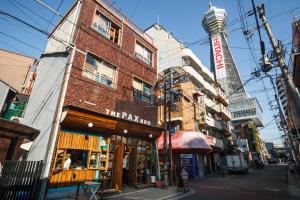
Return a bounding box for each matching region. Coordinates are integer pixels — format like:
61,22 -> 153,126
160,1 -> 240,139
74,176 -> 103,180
66,149 -> 88,169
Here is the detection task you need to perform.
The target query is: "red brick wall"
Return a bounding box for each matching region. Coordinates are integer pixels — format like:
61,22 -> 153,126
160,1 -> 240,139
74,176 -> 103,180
64,0 -> 158,125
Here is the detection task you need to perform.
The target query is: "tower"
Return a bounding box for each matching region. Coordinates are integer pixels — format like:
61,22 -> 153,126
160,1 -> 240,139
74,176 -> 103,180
202,4 -> 263,147
202,3 -> 247,102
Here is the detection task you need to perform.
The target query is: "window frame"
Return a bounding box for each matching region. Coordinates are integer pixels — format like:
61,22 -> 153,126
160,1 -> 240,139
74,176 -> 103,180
83,53 -> 118,89
132,77 -> 152,103
92,10 -> 121,45
134,41 -> 153,67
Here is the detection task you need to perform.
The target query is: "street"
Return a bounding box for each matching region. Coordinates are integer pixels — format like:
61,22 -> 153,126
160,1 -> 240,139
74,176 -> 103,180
182,164 -> 288,200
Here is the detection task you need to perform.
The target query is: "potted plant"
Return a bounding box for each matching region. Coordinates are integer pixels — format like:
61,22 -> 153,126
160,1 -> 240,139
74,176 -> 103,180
155,179 -> 163,188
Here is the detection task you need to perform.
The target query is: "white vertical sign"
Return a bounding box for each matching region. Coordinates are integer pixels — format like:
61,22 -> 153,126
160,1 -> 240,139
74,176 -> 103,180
211,34 -> 226,79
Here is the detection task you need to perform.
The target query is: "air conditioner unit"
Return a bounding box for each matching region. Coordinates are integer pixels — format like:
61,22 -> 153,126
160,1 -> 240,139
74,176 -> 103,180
11,116 -> 23,123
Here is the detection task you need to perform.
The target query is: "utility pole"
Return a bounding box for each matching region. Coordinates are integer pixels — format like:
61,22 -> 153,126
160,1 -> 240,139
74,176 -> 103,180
163,80 -> 168,184
164,68 -> 173,186
258,4 -> 300,128
162,67 -> 188,186
257,4 -> 300,163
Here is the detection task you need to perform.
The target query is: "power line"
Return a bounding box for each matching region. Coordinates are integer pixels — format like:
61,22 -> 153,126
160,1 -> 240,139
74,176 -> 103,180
8,0 -> 47,31
130,0 -> 142,19
0,31 -> 44,52
45,0 -> 63,32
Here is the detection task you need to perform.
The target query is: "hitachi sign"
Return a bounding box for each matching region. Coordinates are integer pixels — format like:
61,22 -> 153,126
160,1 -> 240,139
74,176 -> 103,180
211,34 -> 226,79
212,36 -> 224,69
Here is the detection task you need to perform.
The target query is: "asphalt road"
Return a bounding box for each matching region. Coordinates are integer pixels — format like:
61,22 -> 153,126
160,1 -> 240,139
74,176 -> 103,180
181,164 -> 288,200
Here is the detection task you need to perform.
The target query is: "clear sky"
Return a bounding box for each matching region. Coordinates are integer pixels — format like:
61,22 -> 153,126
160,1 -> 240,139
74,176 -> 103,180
1,0 -> 299,145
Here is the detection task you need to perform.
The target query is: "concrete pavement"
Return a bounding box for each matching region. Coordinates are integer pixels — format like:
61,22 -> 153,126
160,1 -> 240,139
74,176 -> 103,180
180,164 -> 289,200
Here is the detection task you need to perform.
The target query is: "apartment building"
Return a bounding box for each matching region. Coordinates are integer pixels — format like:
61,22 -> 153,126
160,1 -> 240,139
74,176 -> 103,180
0,49 -> 38,95
146,24 -> 231,176
22,0 -> 162,196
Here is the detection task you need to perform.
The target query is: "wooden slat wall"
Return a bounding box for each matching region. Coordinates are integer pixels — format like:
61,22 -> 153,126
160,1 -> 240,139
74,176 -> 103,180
49,170 -> 96,188
50,131 -> 101,188
57,131 -> 100,151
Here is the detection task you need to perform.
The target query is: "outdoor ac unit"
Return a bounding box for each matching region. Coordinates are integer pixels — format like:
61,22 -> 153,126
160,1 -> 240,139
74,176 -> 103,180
11,116 -> 23,123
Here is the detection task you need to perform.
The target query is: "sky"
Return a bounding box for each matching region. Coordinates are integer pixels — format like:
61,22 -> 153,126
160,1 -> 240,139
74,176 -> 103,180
1,0 -> 300,145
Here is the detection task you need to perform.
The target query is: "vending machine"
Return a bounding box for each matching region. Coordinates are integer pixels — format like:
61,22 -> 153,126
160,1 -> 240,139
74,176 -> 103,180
180,154 -> 196,178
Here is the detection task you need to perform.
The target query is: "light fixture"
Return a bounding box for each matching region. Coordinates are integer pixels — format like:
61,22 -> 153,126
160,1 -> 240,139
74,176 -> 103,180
123,129 -> 128,134
88,122 -> 93,128
149,134 -> 153,138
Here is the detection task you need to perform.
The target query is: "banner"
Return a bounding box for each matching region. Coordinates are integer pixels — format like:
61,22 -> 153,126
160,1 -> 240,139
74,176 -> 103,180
211,34 -> 226,79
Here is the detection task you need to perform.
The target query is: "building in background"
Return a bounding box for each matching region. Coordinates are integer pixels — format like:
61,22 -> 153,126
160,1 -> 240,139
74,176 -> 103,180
0,49 -> 38,122
22,0 -> 162,197
0,49 -> 38,95
202,3 -> 263,163
146,24 -> 231,177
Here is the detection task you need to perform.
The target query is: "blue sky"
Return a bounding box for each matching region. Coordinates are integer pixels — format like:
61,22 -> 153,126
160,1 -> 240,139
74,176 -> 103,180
1,0 -> 299,145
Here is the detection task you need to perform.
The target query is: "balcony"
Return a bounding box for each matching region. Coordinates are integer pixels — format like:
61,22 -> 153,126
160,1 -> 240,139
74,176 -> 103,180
182,65 -> 217,97
215,87 -> 229,106
205,97 -> 220,113
220,121 -> 232,137
205,115 -> 222,130
219,104 -> 231,121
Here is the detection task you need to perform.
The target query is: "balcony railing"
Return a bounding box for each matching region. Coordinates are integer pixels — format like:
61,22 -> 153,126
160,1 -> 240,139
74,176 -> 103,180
219,104 -> 231,120
205,97 -> 220,112
215,87 -> 229,105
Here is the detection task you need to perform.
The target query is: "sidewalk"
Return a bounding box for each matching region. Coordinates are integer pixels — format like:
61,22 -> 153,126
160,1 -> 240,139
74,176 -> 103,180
48,185 -> 195,200
288,171 -> 300,200
105,186 -> 195,200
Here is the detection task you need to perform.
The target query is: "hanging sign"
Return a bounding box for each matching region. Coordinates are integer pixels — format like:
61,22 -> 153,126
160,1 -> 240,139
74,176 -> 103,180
211,34 -> 226,79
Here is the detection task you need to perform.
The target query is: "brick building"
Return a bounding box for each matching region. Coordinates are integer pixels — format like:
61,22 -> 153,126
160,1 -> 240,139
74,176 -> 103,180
23,0 -> 162,197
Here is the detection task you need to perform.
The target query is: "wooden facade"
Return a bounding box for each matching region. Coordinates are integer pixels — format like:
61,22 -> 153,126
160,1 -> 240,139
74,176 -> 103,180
49,108 -> 162,190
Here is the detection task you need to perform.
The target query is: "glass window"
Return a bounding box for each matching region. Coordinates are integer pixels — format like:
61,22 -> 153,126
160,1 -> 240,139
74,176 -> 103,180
89,152 -> 101,169
133,78 -> 152,103
93,11 -> 120,44
135,42 -> 153,66
83,54 -> 117,88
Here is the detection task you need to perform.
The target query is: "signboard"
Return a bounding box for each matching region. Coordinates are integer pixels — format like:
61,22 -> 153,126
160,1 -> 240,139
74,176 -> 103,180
211,34 -> 226,79
105,109 -> 151,126
205,135 -> 224,150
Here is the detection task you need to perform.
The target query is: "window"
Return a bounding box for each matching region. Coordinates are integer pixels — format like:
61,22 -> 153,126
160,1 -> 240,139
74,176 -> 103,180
93,11 -> 120,44
89,152 -> 101,169
135,42 -> 153,66
83,54 -> 117,88
55,149 -> 88,170
133,78 -> 152,102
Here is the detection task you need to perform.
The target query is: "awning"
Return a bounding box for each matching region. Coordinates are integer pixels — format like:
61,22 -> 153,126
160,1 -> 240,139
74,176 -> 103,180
0,118 -> 40,140
157,130 -> 212,153
61,106 -> 163,139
